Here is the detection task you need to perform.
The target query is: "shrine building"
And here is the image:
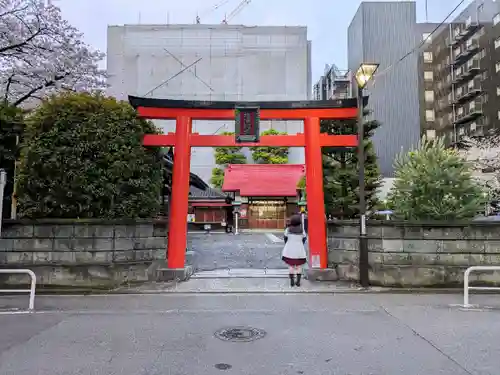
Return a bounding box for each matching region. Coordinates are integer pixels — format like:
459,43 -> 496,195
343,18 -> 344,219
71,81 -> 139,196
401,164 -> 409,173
187,164 -> 304,230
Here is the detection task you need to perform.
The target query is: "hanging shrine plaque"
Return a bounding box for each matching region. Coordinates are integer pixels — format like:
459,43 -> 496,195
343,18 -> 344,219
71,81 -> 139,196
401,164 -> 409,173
235,106 -> 260,143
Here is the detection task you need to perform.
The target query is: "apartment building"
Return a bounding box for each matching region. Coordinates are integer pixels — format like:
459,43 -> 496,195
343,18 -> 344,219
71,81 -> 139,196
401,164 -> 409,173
313,64 -> 352,100
422,0 -> 500,143
347,2 -> 437,176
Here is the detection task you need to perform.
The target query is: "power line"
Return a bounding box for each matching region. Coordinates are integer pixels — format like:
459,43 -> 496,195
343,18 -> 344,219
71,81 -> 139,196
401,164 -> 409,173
369,0 -> 468,86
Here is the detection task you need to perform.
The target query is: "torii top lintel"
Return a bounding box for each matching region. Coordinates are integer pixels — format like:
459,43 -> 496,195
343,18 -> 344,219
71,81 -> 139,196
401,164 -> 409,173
128,95 -> 366,121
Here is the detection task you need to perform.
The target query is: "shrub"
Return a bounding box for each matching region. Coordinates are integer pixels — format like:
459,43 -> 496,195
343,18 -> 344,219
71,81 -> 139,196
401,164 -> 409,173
388,136 -> 484,221
16,92 -> 163,218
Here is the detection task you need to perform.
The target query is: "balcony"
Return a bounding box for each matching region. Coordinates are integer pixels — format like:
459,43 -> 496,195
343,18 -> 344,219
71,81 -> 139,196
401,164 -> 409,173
453,39 -> 480,65
453,20 -> 481,43
453,59 -> 482,85
452,66 -> 465,84
454,99 -> 483,125
453,79 -> 482,104
464,58 -> 482,76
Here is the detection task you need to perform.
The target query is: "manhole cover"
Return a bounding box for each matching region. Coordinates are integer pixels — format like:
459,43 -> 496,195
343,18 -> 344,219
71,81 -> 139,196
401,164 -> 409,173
214,326 -> 266,342
214,363 -> 232,370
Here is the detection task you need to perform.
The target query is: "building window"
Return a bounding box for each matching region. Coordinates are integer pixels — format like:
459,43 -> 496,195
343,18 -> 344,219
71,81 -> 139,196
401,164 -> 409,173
424,90 -> 434,102
497,111 -> 500,120
426,130 -> 436,139
495,38 -> 500,49
423,52 -> 433,63
496,62 -> 500,73
494,14 -> 500,25
497,87 -> 500,96
424,71 -> 433,81
425,109 -> 435,121
423,32 -> 432,42
471,122 -> 477,131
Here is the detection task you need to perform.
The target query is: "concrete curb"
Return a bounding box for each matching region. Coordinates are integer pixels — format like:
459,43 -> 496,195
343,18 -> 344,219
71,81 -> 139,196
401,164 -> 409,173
14,286 -> 500,296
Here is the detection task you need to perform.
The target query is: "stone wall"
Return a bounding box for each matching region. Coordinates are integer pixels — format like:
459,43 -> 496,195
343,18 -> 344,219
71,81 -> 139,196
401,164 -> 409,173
0,219 -> 168,289
328,220 -> 500,287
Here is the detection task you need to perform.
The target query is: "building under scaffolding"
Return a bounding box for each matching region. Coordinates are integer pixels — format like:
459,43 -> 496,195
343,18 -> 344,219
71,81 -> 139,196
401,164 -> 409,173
106,24 -> 312,183
313,64 -> 352,101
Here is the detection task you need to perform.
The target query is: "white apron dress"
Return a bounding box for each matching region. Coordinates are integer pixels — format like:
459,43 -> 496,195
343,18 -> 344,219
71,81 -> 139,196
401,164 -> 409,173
281,228 -> 307,266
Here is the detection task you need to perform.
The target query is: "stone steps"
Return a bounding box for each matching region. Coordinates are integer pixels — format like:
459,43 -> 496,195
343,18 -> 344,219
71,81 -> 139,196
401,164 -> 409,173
191,268 -> 289,279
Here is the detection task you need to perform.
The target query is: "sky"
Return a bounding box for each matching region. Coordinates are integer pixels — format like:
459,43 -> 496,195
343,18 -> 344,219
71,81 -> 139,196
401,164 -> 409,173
56,0 -> 473,82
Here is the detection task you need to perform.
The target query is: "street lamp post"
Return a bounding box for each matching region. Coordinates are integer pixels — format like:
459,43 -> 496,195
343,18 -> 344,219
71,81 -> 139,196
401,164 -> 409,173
354,63 -> 379,288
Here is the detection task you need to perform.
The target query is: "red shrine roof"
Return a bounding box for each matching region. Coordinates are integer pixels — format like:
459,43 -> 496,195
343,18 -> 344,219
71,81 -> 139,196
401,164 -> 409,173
222,164 -> 305,197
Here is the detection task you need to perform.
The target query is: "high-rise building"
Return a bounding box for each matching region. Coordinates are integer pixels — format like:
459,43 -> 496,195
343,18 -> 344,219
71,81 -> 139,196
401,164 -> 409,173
107,24 -> 311,182
313,64 -> 351,100
347,1 -> 436,176
422,0 -> 500,143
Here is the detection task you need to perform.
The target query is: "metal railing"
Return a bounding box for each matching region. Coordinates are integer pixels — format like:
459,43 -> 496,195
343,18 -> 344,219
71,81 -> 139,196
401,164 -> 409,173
463,266 -> 500,307
0,269 -> 37,312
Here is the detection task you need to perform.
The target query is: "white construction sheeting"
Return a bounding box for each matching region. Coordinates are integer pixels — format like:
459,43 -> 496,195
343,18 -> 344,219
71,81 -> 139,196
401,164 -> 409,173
107,24 -> 311,182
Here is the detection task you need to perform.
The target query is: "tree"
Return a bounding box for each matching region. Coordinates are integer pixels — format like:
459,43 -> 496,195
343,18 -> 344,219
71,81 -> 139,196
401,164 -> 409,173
321,118 -> 382,218
456,132 -> 500,200
0,104 -> 23,218
387,136 -> 484,221
16,92 -> 163,219
0,0 -> 105,107
250,128 -> 288,164
210,131 -> 246,188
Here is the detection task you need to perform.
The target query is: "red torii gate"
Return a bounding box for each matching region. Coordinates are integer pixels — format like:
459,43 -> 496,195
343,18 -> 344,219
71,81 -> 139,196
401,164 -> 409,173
129,96 -> 359,276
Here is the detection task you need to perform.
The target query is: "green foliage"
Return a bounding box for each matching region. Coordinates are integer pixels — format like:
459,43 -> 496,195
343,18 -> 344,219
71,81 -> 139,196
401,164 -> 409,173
0,104 -> 23,165
321,118 -> 382,218
250,128 -> 288,164
211,131 -> 246,187
210,167 -> 225,188
0,104 -> 24,218
387,136 -> 485,221
16,92 -> 163,219
297,174 -> 306,200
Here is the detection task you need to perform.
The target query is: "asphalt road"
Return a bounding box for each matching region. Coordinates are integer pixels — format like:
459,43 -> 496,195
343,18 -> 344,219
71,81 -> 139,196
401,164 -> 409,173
1,293 -> 499,375
189,232 -> 287,272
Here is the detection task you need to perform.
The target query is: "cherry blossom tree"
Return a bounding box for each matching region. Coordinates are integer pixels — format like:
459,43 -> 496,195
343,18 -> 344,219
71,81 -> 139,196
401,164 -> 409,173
0,0 -> 105,107
456,132 -> 500,199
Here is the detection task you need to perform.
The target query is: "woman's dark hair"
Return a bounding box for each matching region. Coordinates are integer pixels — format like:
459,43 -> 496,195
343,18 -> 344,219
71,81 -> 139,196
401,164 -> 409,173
289,214 -> 302,227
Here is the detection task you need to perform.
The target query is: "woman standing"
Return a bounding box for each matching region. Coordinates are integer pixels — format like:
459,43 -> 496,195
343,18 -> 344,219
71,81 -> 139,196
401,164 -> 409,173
282,214 -> 307,287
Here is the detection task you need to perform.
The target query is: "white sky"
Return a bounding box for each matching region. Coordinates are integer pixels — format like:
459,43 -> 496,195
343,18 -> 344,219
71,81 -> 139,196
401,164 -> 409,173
56,0 -> 473,81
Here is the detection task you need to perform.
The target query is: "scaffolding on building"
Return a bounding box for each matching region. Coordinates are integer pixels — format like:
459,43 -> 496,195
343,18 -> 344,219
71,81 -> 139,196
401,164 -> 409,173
314,64 -> 352,100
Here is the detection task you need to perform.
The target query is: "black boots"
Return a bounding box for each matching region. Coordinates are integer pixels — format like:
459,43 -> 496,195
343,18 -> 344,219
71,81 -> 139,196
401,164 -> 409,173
289,273 -> 302,287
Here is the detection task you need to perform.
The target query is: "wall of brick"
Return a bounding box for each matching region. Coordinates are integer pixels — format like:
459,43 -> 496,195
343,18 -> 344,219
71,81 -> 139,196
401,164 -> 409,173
0,219 -> 168,288
328,220 -> 500,287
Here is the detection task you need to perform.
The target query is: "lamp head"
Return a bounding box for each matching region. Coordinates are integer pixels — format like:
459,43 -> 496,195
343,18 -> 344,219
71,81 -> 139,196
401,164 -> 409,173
355,63 -> 379,89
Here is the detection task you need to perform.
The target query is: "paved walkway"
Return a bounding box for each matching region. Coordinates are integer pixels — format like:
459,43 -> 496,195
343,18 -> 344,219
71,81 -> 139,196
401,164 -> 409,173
188,232 -> 287,272
123,273 -> 358,294
1,293 -> 499,374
